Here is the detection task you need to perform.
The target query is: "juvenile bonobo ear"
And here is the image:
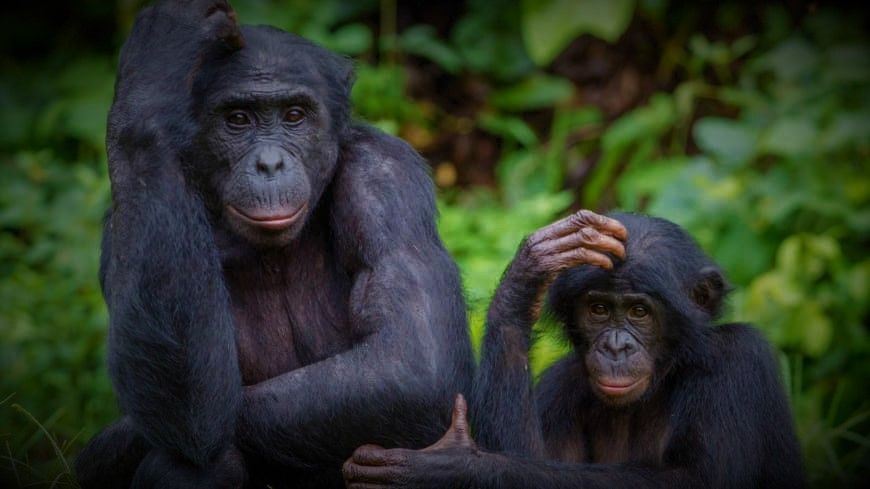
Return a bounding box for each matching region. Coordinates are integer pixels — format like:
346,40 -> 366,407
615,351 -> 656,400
692,266 -> 728,317
424,394 -> 476,451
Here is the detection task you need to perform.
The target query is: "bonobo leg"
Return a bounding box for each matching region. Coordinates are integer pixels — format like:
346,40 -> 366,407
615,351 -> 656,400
131,446 -> 247,489
76,417 -> 247,489
75,417 -> 150,489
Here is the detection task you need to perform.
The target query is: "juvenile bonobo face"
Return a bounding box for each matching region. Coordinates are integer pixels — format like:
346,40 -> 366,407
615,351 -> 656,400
576,290 -> 660,406
194,27 -> 349,246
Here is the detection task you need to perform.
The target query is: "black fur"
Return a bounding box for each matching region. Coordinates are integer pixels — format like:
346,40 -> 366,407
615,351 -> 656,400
472,213 -> 805,487
344,212 -> 805,488
75,2 -> 472,488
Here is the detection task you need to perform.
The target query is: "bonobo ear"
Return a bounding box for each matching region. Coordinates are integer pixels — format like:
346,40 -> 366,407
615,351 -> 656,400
337,57 -> 355,100
692,266 -> 728,318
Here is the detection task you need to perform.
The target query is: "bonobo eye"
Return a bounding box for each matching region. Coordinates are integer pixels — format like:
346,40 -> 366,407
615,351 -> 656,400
589,303 -> 609,319
628,305 -> 649,320
283,107 -> 306,125
226,111 -> 252,128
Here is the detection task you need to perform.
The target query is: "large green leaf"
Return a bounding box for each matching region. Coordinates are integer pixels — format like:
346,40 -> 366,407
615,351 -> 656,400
521,0 -> 636,66
693,117 -> 757,167
489,73 -> 574,112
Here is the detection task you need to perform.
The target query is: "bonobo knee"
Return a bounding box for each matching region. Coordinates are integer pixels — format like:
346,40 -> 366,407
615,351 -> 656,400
75,417 -> 150,489
131,445 -> 247,489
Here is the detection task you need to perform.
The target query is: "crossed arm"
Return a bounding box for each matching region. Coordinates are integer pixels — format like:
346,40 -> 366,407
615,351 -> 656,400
234,128 -> 474,466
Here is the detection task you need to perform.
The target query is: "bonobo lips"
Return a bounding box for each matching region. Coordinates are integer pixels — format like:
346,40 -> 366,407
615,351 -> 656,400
595,377 -> 647,397
227,204 -> 307,231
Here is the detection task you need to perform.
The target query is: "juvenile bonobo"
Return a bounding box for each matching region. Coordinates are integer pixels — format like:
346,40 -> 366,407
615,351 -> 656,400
74,1 -> 472,488
344,211 -> 804,488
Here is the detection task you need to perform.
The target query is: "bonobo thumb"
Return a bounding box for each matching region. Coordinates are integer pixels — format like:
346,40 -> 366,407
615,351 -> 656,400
424,394 -> 476,451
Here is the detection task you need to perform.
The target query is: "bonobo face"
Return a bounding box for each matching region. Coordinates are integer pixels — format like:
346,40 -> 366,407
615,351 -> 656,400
193,27 -> 350,247
576,290 -> 660,406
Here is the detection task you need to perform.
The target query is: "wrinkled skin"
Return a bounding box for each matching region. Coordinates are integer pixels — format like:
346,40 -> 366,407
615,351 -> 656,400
344,212 -> 805,489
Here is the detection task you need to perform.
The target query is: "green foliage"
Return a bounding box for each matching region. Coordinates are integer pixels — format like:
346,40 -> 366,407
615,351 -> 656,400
522,0 -> 636,64
438,189 -> 573,372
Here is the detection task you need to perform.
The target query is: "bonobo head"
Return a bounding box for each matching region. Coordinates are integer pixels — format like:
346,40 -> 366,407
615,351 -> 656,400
187,26 -> 353,246
549,213 -> 728,406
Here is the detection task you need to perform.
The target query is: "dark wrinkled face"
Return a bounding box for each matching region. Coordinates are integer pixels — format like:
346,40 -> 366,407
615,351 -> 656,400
576,290 -> 661,406
193,30 -> 345,247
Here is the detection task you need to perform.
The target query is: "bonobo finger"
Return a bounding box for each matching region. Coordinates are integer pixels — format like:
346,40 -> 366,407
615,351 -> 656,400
426,394 -> 475,451
569,210 -> 628,240
552,248 -> 614,271
352,445 -> 407,466
545,227 -> 626,259
527,214 -> 585,245
342,460 -> 402,483
450,393 -> 470,437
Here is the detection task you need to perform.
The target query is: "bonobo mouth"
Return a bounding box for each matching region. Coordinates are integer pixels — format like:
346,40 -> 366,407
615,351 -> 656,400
227,204 -> 307,231
595,376 -> 649,397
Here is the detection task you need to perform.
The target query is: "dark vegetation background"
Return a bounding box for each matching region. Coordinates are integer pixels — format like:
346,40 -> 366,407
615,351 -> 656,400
0,0 -> 867,487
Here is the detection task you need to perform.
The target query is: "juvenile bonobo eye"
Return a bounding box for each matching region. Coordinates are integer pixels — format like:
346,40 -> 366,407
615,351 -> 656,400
589,303 -> 609,319
226,111 -> 251,128
283,107 -> 306,125
628,305 -> 649,320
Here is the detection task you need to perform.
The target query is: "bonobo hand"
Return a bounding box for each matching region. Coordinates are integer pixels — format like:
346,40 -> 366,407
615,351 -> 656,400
110,0 -> 245,183
130,0 -> 242,51
343,395 -> 481,488
489,210 -> 628,328
113,0 -> 243,111
516,209 -> 628,279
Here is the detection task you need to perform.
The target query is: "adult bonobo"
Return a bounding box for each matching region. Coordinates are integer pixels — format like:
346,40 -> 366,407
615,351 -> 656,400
74,1 -> 472,487
344,211 -> 805,488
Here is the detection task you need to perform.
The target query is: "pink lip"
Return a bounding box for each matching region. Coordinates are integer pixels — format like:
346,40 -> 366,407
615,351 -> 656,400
227,204 -> 306,231
596,377 -> 645,396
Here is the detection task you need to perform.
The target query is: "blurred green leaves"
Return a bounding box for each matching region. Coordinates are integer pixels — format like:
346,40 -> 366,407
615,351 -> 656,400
522,0 -> 636,65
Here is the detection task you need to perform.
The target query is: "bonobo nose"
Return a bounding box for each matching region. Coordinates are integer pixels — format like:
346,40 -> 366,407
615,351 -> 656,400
255,147 -> 286,177
601,330 -> 637,360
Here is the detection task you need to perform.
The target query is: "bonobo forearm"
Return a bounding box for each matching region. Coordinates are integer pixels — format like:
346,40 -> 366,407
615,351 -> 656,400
489,456 -> 689,489
487,249 -> 551,337
472,248 -> 547,456
473,211 -> 627,456
105,174 -> 241,466
238,251 -> 462,466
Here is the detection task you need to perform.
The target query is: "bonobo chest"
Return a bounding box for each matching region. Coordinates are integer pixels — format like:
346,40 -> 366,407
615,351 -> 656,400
549,403 -> 672,466
221,220 -> 357,385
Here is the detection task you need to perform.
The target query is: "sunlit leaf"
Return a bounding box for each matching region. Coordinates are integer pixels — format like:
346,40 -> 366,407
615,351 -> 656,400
521,0 -> 636,65
759,117 -> 819,157
489,73 -> 574,112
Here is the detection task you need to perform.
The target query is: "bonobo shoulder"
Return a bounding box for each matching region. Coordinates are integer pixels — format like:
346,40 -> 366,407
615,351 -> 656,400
711,323 -> 782,379
535,354 -> 588,411
330,124 -> 440,265
338,124 -> 433,193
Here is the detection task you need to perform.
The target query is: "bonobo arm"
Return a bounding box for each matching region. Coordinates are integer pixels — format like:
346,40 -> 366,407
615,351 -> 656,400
236,126 -> 473,467
102,0 -> 244,467
473,210 -> 627,455
344,395 -> 699,489
343,330 -> 804,489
